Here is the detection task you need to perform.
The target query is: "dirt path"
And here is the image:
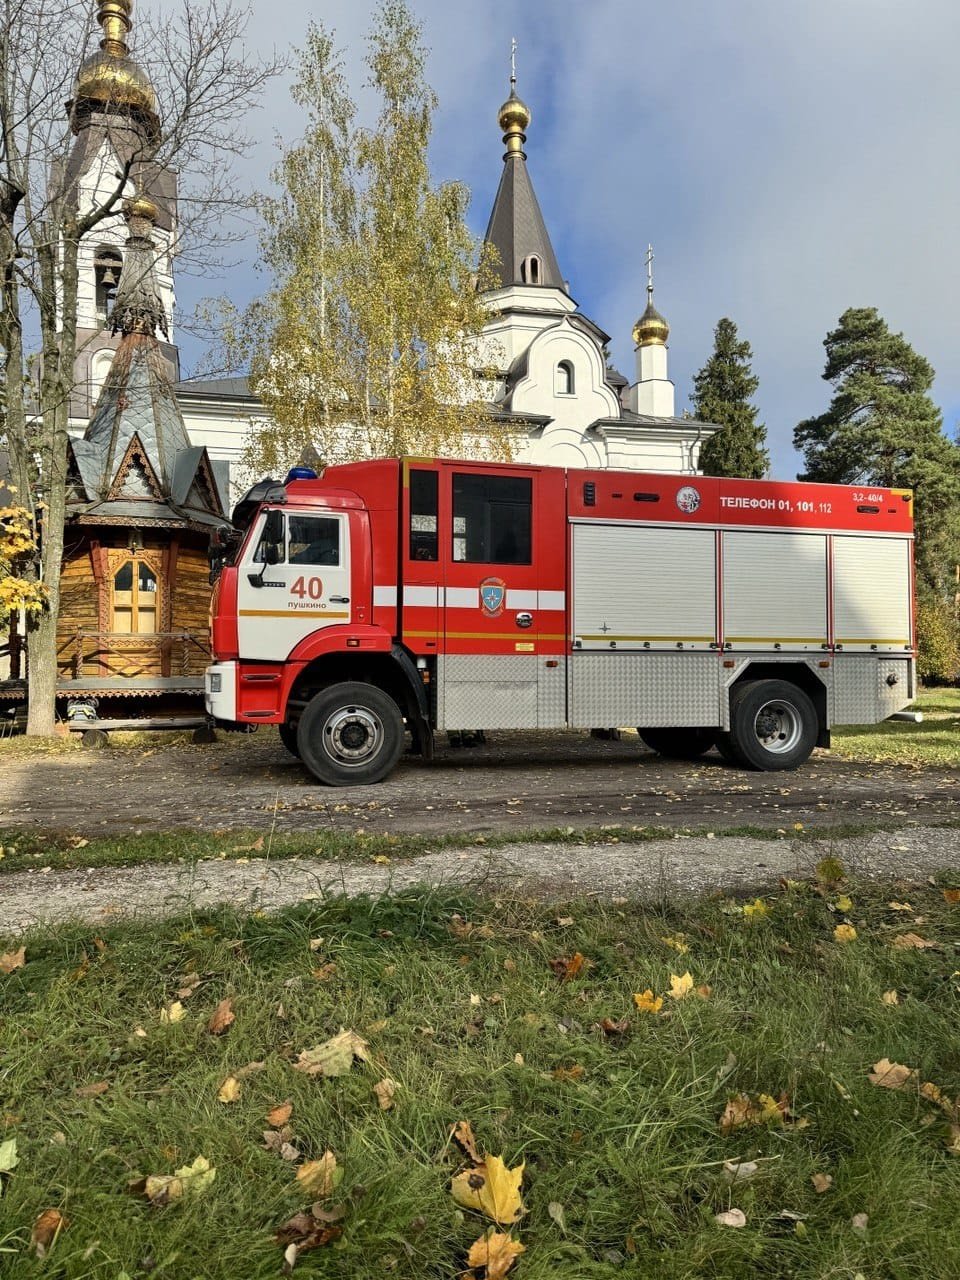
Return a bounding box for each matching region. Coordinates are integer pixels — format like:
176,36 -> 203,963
2,824 -> 958,935
2,730 -> 957,838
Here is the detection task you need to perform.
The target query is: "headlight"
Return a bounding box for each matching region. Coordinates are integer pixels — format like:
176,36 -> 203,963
209,673 -> 222,693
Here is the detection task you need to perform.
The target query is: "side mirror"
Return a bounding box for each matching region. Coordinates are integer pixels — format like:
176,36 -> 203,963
262,542 -> 281,566
262,509 -> 284,546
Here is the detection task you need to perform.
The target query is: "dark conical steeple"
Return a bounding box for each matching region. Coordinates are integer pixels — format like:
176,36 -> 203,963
67,197 -> 226,526
483,78 -> 565,292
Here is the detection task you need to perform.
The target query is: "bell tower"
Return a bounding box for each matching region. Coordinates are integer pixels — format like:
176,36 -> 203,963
64,1 -> 179,423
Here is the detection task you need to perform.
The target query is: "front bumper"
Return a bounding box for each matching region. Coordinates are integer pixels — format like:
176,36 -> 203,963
204,661 -> 237,722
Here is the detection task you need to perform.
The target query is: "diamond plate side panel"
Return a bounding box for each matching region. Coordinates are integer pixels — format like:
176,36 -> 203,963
568,654 -> 720,727
538,658 -> 566,728
831,656 -> 914,724
440,654 -> 539,730
832,656 -> 881,724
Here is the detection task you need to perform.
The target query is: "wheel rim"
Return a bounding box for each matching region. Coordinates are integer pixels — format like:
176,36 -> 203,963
752,699 -> 803,754
321,705 -> 384,767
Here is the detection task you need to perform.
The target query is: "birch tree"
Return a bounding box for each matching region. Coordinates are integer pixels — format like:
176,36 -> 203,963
231,2 -> 505,478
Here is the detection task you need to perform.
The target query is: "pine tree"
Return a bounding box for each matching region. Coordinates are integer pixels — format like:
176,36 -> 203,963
692,318 -> 768,479
233,3 -> 505,476
794,307 -> 960,594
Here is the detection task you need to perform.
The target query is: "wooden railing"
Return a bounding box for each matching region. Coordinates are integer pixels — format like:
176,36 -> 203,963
60,630 -> 210,680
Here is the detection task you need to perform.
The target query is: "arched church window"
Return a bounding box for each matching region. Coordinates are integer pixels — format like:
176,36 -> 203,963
556,360 -> 575,396
94,246 -> 123,324
112,557 -> 159,634
91,350 -> 114,400
520,254 -> 541,285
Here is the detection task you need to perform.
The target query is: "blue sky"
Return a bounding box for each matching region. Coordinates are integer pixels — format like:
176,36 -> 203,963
155,0 -> 960,479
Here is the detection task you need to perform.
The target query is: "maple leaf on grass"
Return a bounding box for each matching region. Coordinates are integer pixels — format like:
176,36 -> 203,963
268,1101 -> 294,1128
719,1092 -> 802,1133
891,932 -> 937,950
373,1078 -> 397,1110
465,1230 -> 526,1278
452,1120 -> 482,1164
217,1076 -> 241,1104
294,1028 -> 370,1077
633,989 -> 663,1014
139,1156 -> 216,1206
275,1205 -> 345,1259
452,1155 -> 525,1225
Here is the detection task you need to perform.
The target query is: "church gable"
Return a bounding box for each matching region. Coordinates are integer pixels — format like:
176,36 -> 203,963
107,433 -> 163,502
181,451 -> 225,519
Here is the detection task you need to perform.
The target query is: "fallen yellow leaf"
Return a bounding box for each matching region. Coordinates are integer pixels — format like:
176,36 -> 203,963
834,924 -> 857,943
811,1172 -> 833,1193
217,1076 -> 241,1104
160,1001 -> 185,1024
881,990 -> 900,1006
633,989 -> 663,1014
451,1154 -> 525,1225
452,1119 -> 482,1164
742,898 -> 769,919
465,1230 -> 526,1278
667,972 -> 695,1000
294,1028 -> 370,1077
942,888 -> 960,904
660,933 -> 689,954
888,901 -> 913,912
296,1151 -> 341,1199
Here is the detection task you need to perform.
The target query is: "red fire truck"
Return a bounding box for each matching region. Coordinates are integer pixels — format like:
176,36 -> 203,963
205,457 -> 916,785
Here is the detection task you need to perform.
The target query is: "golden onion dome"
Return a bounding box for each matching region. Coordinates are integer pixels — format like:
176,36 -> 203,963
74,1 -> 157,117
498,88 -> 531,135
75,50 -> 157,114
633,298 -> 670,347
124,194 -> 158,223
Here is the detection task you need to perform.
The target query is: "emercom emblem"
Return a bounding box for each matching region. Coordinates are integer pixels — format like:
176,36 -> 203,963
480,577 -> 507,617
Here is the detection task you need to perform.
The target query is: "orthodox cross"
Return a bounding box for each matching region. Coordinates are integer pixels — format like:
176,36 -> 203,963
510,37 -> 517,89
646,244 -> 655,298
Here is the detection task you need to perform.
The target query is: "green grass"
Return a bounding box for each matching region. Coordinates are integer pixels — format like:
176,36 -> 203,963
832,687 -> 960,767
2,878 -> 960,1278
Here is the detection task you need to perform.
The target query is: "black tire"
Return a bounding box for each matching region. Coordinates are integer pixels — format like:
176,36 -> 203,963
278,721 -> 300,758
727,679 -> 818,771
297,682 -> 404,786
637,727 -> 718,760
81,727 -> 109,748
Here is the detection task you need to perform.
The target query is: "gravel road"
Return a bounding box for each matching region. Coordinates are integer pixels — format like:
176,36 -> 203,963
1,824 -> 958,935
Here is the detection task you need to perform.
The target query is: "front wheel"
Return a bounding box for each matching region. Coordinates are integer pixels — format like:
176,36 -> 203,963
727,679 -> 818,771
297,682 -> 404,786
637,727 -> 718,760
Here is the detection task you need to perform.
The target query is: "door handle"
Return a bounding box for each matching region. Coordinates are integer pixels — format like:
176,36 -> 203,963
329,595 -> 350,603
515,611 -> 533,629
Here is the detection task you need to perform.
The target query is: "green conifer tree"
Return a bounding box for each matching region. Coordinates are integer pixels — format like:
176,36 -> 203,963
794,307 -> 960,595
692,318 -> 768,479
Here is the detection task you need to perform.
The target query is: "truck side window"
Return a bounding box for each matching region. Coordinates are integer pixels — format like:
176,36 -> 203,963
409,469 -> 438,561
288,515 -> 340,565
452,473 -> 532,564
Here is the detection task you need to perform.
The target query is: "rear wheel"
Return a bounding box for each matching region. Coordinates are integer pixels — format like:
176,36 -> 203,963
727,679 -> 817,771
278,721 -> 300,758
637,727 -> 718,760
297,682 -> 404,786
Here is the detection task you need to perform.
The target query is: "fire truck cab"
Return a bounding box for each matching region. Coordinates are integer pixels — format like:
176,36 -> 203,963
205,457 -> 916,785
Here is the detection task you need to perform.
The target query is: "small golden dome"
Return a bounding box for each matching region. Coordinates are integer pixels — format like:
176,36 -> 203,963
75,50 -> 156,114
498,89 -> 531,136
633,298 -> 670,347
124,194 -> 158,222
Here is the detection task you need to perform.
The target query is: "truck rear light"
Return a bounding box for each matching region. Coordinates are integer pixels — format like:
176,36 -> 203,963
209,673 -> 222,693
583,482 -> 596,506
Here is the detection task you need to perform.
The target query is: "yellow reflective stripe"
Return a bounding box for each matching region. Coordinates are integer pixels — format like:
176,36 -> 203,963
404,631 -> 567,641
579,634 -> 714,643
